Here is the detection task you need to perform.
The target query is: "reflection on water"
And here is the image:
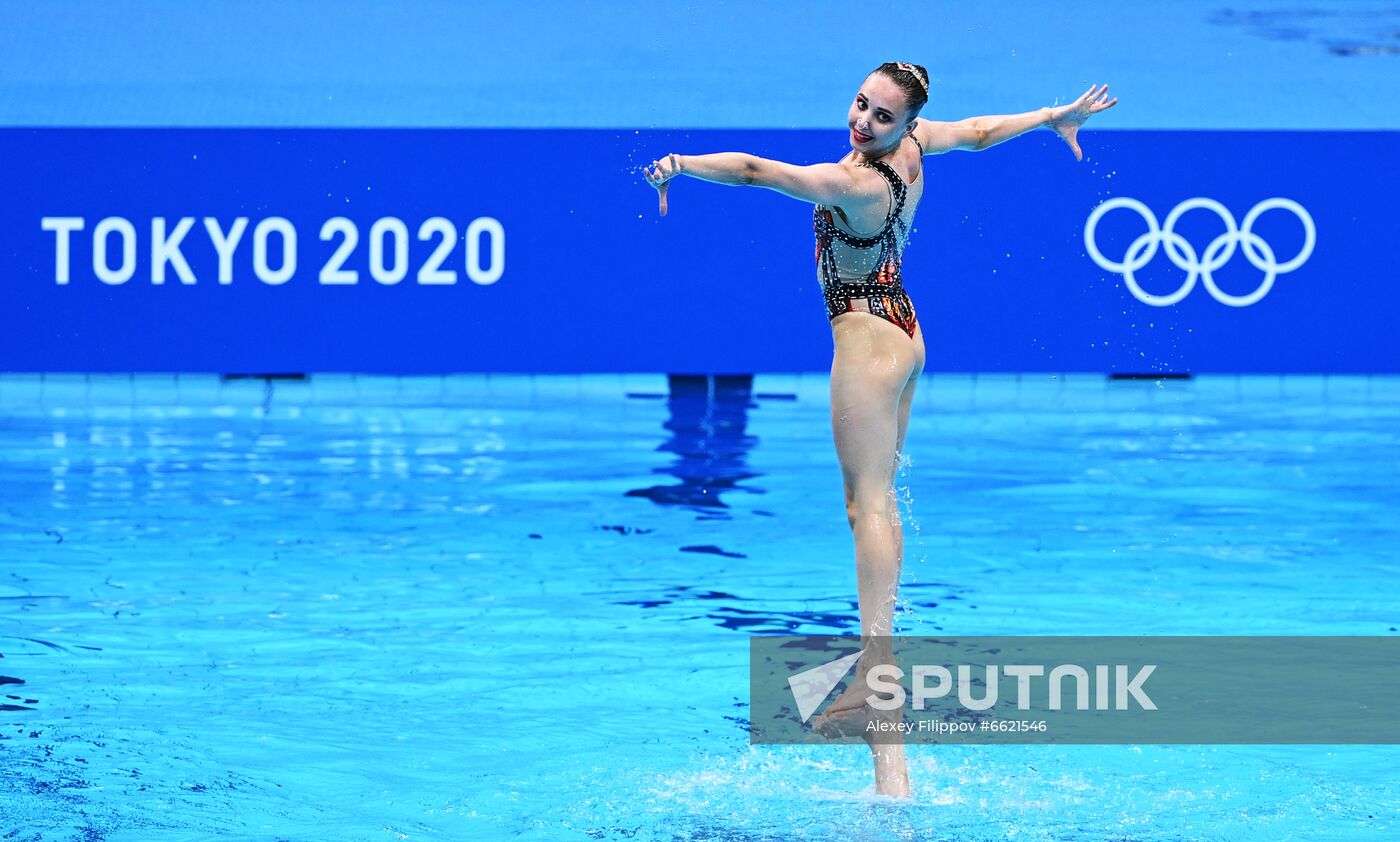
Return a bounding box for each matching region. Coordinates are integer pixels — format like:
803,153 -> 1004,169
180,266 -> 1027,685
625,374 -> 766,519
0,672 -> 35,712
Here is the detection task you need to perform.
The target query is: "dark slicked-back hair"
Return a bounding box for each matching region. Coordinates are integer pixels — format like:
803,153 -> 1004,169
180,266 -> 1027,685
873,61 -> 930,117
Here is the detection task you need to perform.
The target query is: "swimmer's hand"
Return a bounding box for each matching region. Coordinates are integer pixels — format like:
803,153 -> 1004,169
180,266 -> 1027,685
1047,84 -> 1118,161
645,153 -> 683,216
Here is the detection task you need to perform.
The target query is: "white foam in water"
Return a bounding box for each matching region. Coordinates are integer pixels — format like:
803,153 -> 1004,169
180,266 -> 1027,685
556,729 -> 1399,840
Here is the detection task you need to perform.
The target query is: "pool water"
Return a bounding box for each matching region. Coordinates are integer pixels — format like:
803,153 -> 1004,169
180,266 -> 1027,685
2,373 -> 1398,840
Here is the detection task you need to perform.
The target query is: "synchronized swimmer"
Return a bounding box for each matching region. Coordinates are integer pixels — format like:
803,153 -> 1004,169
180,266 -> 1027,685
645,62 -> 1117,798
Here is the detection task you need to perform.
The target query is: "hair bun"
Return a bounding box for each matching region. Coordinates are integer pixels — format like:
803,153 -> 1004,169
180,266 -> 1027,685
894,62 -> 928,94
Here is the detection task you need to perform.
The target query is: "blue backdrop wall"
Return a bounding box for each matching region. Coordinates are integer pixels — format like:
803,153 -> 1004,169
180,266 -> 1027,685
4,1 -> 1398,374
1,128 -> 1394,373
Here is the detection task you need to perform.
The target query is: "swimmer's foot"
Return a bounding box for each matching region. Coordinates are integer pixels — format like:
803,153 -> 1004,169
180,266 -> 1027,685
811,693 -> 913,797
811,699 -> 878,739
811,680 -> 900,740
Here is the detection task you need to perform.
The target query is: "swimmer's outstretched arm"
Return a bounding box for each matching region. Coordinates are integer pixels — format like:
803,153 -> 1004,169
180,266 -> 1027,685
915,83 -> 1118,161
643,153 -> 884,216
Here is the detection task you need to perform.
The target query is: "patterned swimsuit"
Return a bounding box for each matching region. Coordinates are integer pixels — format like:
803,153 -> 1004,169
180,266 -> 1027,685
813,138 -> 922,339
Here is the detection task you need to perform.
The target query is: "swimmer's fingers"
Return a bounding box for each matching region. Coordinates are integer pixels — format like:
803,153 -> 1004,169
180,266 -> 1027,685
1093,92 -> 1119,113
645,159 -> 670,216
654,153 -> 681,181
647,154 -> 681,216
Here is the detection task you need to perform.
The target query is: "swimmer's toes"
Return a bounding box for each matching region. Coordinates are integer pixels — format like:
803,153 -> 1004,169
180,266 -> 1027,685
812,702 -> 875,739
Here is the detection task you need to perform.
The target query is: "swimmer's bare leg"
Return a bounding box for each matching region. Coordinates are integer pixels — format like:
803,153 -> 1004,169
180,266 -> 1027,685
812,315 -> 924,798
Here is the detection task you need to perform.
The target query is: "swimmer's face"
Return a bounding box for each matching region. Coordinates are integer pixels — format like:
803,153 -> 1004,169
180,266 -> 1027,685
848,73 -> 914,154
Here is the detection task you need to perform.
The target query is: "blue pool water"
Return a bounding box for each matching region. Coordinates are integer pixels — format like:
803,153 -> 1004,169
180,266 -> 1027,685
2,373 -> 1398,840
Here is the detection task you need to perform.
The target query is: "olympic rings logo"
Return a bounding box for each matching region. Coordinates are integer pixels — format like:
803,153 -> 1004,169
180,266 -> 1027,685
1084,198 -> 1316,307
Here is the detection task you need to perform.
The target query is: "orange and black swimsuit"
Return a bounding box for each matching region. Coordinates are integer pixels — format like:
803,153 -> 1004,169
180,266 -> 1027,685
813,143 -> 921,339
